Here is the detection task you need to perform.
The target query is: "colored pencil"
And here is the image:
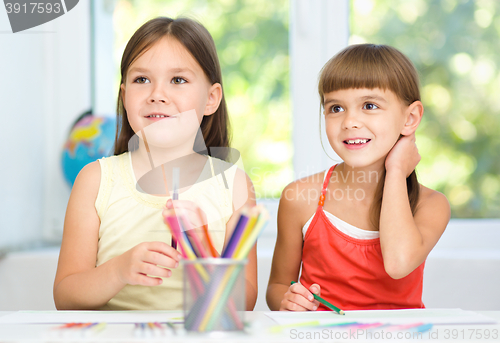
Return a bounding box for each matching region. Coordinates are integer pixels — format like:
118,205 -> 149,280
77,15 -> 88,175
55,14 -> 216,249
164,204 -> 270,331
291,281 -> 345,315
171,167 -> 179,249
201,208 -> 269,331
166,322 -> 177,335
232,207 -> 259,257
198,207 -> 218,257
221,209 -> 249,257
166,212 -> 243,330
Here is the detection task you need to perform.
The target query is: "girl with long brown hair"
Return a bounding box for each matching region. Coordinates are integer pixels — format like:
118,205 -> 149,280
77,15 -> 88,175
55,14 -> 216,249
54,17 -> 257,311
267,44 -> 450,311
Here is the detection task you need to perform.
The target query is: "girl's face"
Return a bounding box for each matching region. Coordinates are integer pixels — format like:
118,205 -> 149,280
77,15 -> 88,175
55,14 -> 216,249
323,87 -> 412,170
121,37 -> 221,149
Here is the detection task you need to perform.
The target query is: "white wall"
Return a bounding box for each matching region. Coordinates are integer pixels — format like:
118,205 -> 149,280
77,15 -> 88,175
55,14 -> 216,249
0,2 -> 91,249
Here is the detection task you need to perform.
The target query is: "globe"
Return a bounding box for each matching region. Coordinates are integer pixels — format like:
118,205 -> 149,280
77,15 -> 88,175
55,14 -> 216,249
61,114 -> 117,187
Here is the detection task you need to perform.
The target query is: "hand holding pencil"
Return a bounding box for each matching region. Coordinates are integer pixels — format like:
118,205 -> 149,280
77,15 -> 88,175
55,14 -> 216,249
280,281 -> 322,312
112,242 -> 181,287
282,282 -> 345,315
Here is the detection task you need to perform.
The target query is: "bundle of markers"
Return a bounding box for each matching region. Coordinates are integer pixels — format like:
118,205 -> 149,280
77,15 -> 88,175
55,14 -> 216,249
164,204 -> 269,332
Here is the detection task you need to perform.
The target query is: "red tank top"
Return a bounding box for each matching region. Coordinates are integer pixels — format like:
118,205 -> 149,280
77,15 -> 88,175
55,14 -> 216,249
299,165 -> 425,310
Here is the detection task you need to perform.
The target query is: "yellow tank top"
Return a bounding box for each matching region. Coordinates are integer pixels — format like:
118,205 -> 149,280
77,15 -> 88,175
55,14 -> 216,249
94,152 -> 235,310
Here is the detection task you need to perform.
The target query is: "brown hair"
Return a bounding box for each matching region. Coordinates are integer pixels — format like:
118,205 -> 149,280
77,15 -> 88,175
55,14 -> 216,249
114,17 -> 230,159
318,44 -> 420,229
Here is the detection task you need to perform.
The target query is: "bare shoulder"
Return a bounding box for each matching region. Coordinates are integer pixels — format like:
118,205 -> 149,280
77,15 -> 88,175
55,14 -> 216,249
70,160 -> 102,204
75,160 -> 101,187
212,157 -> 252,189
229,166 -> 256,211
78,160 -> 101,181
415,184 -> 451,230
279,171 -> 325,228
61,161 -> 102,252
281,171 -> 324,205
418,185 -> 450,214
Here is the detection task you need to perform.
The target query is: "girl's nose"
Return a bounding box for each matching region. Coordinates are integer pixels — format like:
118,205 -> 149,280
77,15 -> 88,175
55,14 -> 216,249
149,98 -> 166,103
148,84 -> 169,104
342,112 -> 362,129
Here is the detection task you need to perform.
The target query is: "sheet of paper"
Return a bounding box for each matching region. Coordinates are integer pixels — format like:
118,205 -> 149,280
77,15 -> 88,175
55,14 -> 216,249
0,310 -> 184,324
265,309 -> 498,326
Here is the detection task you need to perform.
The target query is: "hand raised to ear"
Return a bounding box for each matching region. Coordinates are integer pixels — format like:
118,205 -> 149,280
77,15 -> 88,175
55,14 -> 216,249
385,133 -> 421,177
401,100 -> 423,136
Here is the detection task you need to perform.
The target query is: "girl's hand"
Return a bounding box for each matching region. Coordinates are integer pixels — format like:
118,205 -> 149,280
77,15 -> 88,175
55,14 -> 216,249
163,200 -> 219,257
114,242 -> 181,286
163,199 -> 208,229
279,282 -> 321,311
385,133 -> 421,177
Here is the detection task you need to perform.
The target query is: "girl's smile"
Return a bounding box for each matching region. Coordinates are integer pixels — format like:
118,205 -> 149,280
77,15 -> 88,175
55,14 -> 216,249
145,112 -> 179,122
343,137 -> 372,149
145,112 -> 175,118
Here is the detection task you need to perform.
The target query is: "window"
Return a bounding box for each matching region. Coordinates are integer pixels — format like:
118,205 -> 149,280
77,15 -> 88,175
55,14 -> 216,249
350,0 -> 500,218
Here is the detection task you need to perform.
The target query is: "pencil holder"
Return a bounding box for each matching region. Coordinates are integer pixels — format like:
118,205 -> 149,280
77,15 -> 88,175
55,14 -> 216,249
181,258 -> 247,332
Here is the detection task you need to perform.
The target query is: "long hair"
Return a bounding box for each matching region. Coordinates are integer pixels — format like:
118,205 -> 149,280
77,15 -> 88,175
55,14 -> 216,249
318,44 -> 420,229
114,17 -> 230,160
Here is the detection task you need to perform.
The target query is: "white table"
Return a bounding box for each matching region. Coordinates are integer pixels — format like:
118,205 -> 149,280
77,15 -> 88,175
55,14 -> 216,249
0,310 -> 499,342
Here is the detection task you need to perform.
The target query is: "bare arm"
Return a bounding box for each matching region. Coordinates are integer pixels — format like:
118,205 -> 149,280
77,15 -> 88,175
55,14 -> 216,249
54,161 -> 122,309
54,161 -> 180,310
380,134 -> 450,279
266,181 -> 318,311
225,169 -> 258,310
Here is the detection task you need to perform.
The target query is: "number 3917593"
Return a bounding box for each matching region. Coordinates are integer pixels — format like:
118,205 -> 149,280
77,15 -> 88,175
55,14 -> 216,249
5,3 -> 62,14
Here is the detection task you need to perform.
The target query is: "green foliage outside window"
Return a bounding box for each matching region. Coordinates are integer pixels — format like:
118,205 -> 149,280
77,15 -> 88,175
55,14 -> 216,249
351,0 -> 500,217
114,0 -> 291,199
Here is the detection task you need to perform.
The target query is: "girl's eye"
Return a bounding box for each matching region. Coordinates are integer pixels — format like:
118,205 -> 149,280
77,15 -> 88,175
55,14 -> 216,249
330,105 -> 345,113
134,77 -> 150,84
172,77 -> 187,84
363,103 -> 379,110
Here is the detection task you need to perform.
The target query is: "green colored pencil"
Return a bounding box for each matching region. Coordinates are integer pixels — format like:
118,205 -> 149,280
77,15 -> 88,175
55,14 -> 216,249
291,281 -> 345,315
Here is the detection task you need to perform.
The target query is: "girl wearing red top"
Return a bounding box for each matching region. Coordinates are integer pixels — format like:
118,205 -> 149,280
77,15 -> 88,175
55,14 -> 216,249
266,44 -> 450,311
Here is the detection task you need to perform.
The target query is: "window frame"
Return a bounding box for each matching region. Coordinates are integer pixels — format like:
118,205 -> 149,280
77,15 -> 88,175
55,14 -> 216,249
290,0 -> 349,177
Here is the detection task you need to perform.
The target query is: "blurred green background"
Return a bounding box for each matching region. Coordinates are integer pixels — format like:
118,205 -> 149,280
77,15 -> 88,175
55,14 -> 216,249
351,0 -> 500,217
114,0 -> 499,218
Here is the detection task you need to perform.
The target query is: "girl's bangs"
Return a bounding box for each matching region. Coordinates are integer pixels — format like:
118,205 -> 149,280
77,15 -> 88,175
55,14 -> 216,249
319,44 -> 420,106
320,57 -> 393,102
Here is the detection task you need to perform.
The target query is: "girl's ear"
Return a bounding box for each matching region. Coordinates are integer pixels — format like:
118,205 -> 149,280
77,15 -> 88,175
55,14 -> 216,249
401,100 -> 423,136
204,83 -> 222,116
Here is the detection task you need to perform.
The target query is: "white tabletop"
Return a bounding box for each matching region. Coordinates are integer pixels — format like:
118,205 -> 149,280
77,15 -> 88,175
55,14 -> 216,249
0,310 -> 499,342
